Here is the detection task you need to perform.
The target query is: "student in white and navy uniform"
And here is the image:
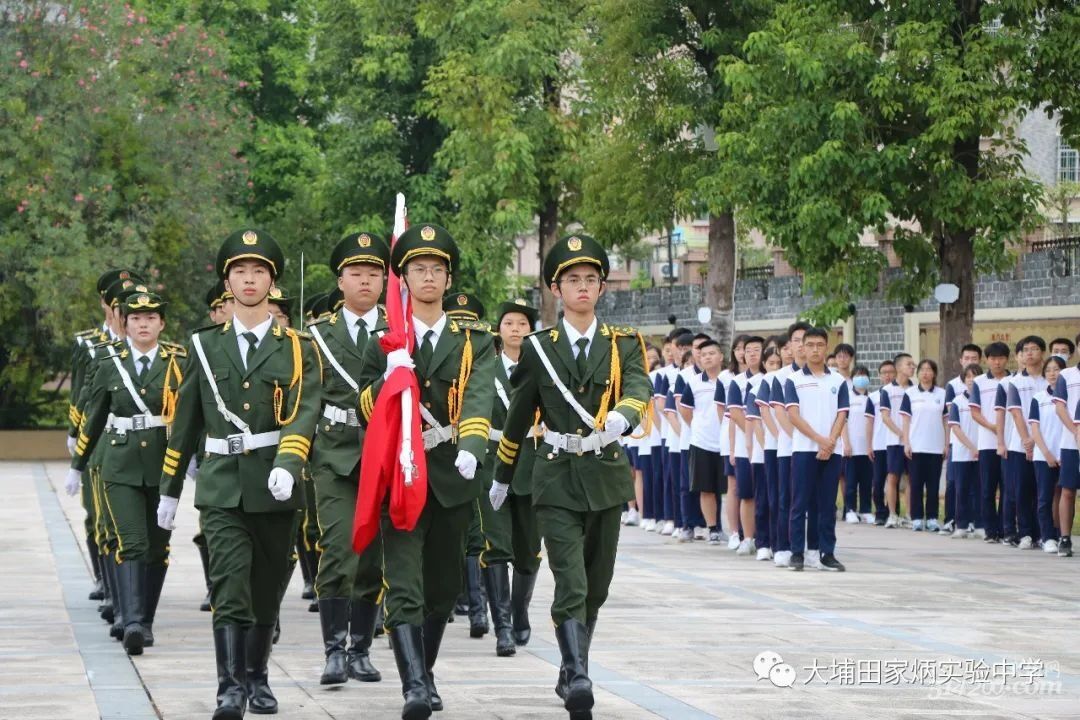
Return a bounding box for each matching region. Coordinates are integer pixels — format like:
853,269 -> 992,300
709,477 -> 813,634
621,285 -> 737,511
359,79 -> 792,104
1001,336 -> 1047,548
899,359 -> 948,531
870,360 -> 897,524
1030,356 -> 1067,553
749,347 -> 785,559
1053,343 -> 1080,557
783,327 -> 848,571
652,332 -> 683,535
662,359 -> 685,535
969,342 -> 1012,542
767,323 -> 811,567
726,336 -> 766,555
877,353 -> 915,527
842,367 -> 875,523
676,335 -> 711,539
716,360 -> 737,547
639,346 -> 665,531
679,340 -> 727,544
942,344 -> 983,533
946,364 -> 982,538
745,359 -> 774,561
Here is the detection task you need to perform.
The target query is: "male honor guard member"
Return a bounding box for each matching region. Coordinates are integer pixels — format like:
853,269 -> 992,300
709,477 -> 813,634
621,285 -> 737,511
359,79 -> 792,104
356,224 -> 496,720
480,299 -> 543,656
65,289 -> 184,655
156,229 -> 322,719
307,232 -> 391,685
494,235 -> 651,720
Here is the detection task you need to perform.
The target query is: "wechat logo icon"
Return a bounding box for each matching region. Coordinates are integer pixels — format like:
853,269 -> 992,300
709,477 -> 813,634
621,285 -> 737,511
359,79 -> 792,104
754,650 -> 797,688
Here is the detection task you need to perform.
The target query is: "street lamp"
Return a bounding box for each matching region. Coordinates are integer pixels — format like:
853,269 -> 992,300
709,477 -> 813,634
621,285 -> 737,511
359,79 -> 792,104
514,236 -> 527,275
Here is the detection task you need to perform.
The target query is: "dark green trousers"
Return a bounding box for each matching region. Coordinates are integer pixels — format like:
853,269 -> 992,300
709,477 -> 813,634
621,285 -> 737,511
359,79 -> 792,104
91,467 -> 116,555
201,506 -> 297,628
537,504 -> 622,626
312,466 -> 383,603
380,497 -> 472,628
300,469 -> 321,551
465,501 -> 485,556
477,487 -> 541,574
80,469 -> 96,539
101,482 -> 171,564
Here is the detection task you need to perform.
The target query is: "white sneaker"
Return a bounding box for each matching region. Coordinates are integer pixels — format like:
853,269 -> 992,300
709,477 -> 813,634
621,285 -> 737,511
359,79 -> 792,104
805,550 -> 823,569
736,538 -> 756,555
899,516 -> 913,528
620,511 -> 629,524
926,519 -> 940,533
862,513 -> 876,524
844,510 -> 860,524
951,528 -> 968,539
756,547 -> 772,561
677,527 -> 694,543
1042,539 -> 1059,554
967,523 -> 976,533
625,508 -> 641,526
707,530 -> 722,546
973,528 -> 987,539
773,550 -> 792,568
727,533 -> 742,550
660,521 -> 675,536
1018,536 -> 1033,550
693,526 -> 708,540
643,518 -> 657,532
911,519 -> 924,532
884,515 -> 899,528
941,520 -> 955,533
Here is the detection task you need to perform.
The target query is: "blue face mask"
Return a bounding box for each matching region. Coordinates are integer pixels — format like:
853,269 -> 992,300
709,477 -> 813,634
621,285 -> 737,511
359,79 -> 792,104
853,376 -> 871,391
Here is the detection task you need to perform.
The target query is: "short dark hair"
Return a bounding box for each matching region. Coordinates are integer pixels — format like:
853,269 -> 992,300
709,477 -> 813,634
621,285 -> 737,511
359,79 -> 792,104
962,363 -> 983,379
697,339 -> 722,352
787,320 -> 812,338
984,341 -> 1010,358
917,358 -> 939,384
853,365 -> 870,377
960,343 -> 983,358
1044,356 -> 1067,374
1050,337 -> 1076,355
834,343 -> 855,358
878,360 -> 895,370
693,332 -> 712,344
762,346 -> 781,367
893,352 -> 912,363
744,335 -> 766,348
1018,335 -> 1046,352
675,332 -> 695,348
769,333 -> 790,348
666,327 -> 692,343
825,353 -> 837,362
803,327 -> 829,342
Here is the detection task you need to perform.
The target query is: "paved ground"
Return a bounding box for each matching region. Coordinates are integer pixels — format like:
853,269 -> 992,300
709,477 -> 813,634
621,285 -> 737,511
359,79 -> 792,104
3,460 -> 1079,719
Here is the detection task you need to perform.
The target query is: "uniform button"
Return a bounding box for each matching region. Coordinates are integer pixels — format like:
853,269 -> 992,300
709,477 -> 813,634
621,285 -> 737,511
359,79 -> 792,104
111,440 -> 116,445
243,381 -> 250,389
140,440 -> 147,448
613,451 -> 619,459
244,450 -> 251,455
205,452 -> 211,459
243,402 -> 251,410
325,425 -> 331,432
424,402 -> 432,409
140,388 -> 147,395
424,379 -> 431,388
578,386 -> 585,393
547,453 -> 555,460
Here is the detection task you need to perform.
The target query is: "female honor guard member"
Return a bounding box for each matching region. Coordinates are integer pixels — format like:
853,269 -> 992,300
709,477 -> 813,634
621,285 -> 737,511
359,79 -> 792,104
494,234 -> 652,720
66,288 -> 183,655
156,229 -> 322,720
355,224 -> 496,720
307,232 -> 391,685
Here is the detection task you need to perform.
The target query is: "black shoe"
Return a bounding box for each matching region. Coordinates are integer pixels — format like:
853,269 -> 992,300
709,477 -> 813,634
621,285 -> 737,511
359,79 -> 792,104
318,598 -> 349,685
453,591 -> 469,617
87,536 -> 105,600
465,556 -> 488,638
348,600 -> 382,682
389,625 -> 432,720
117,560 -> 148,656
1005,536 -> 1020,547
555,620 -> 594,716
374,603 -> 386,637
984,535 -> 999,543
789,553 -> 804,571
273,617 -> 281,645
421,615 -> 447,711
302,583 -> 315,600
1059,537 -> 1073,557
482,563 -> 516,657
874,518 -> 885,526
510,570 -> 537,646
309,598 -> 320,613
197,540 -> 213,612
100,555 -> 118,624
213,625 -> 247,720
142,562 -> 167,648
246,624 -> 278,714
820,554 -> 846,572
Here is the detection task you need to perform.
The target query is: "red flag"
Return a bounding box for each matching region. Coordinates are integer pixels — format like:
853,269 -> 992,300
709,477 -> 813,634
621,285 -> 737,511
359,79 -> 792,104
352,195 -> 427,554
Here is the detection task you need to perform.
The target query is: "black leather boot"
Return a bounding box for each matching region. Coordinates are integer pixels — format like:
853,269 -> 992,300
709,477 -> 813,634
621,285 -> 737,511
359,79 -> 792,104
374,601 -> 386,637
555,619 -> 593,719
246,624 -> 278,714
318,598 -> 349,685
99,554 -> 115,624
555,618 -> 595,702
142,562 -> 167,648
390,625 -> 431,720
197,540 -> 213,612
87,536 -> 105,600
106,559 -> 124,640
421,614 -> 448,711
482,563 -> 516,657
348,600 -> 382,681
118,560 -> 147,655
213,625 -> 247,720
464,556 -> 488,638
510,570 -> 537,646
297,540 -> 315,600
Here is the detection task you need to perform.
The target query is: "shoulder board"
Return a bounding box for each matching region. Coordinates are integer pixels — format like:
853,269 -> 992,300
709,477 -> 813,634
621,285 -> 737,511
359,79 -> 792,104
160,340 -> 188,358
527,326 -> 555,339
286,327 -> 313,340
601,323 -> 639,338
306,316 -> 331,328
75,327 -> 99,338
92,338 -> 119,350
193,321 -> 226,335
449,319 -> 490,333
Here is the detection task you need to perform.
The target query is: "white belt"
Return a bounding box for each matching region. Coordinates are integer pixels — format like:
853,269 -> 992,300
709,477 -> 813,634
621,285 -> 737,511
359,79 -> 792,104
488,428 -> 503,442
205,431 -> 281,456
422,424 -> 455,451
322,404 -> 360,427
543,429 -> 617,456
106,413 -> 165,434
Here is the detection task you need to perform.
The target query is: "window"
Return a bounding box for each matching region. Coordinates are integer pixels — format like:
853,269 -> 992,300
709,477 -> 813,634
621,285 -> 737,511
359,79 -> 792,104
1060,137 -> 1079,183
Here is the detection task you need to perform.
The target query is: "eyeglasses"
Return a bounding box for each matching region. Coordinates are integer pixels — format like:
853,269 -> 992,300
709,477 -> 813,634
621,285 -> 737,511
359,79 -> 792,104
560,276 -> 601,289
406,265 -> 448,278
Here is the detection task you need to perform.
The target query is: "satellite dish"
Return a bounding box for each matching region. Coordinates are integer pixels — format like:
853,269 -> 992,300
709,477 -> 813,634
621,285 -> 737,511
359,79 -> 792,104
697,306 -> 712,324
933,283 -> 959,304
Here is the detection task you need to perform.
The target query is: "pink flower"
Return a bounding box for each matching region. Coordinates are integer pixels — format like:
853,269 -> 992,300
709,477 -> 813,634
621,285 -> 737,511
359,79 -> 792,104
18,59 -> 28,69
74,194 -> 84,202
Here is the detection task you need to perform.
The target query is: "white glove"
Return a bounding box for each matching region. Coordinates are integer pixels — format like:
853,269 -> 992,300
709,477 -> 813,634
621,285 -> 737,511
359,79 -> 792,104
64,468 -> 82,496
185,456 -> 198,481
603,411 -> 629,436
267,467 -> 294,501
156,496 -> 179,530
66,436 -> 77,456
489,481 -> 510,511
383,348 -> 415,380
455,450 -> 478,480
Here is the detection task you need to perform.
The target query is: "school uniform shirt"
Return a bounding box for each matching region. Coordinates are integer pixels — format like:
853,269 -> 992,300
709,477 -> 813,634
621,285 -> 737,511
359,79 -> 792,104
745,389 -> 766,463
993,373 -> 1019,453
943,375 -> 966,407
969,372 -> 1007,451
770,363 -> 801,459
1029,389 -> 1064,463
846,392 -> 875,457
727,370 -> 763,460
783,367 -> 850,454
654,365 -> 677,447
715,369 -> 734,457
947,393 -> 979,463
1004,370 -> 1048,454
681,371 -> 722,453
753,379 -> 779,452
898,385 -> 947,454
1053,367 -> 1080,453
877,381 -> 912,448
676,366 -> 699,453
869,390 -> 890,453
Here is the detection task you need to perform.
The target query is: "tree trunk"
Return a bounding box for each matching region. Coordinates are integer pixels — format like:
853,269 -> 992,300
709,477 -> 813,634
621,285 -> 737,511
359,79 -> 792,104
937,228 -> 975,379
707,211 -> 737,349
538,195 -> 559,327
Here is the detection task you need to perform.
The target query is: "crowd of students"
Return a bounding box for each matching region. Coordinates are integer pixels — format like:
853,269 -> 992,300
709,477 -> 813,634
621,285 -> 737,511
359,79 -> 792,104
619,323 -> 1080,571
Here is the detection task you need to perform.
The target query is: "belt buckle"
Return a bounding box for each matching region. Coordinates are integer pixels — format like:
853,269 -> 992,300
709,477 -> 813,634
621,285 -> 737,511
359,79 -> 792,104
132,415 -> 147,431
423,431 -> 436,451
566,434 -> 583,456
346,408 -> 359,426
226,433 -> 245,455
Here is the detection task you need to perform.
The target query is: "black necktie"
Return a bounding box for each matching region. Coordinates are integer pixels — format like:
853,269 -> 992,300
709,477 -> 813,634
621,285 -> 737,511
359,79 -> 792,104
137,356 -> 150,378
355,320 -> 368,349
508,363 -> 517,377
419,330 -> 435,369
575,337 -> 589,378
242,331 -> 258,367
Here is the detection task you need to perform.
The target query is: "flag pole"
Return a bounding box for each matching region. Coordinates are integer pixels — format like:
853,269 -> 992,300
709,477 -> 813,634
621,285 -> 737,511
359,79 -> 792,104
393,193 -> 415,486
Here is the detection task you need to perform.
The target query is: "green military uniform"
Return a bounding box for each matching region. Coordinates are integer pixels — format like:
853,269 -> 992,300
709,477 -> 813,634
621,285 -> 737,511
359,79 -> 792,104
308,231 -> 391,685
70,289 -> 183,656
356,223 -> 496,719
495,234 -> 652,720
158,228 -> 321,718
476,299 -> 543,655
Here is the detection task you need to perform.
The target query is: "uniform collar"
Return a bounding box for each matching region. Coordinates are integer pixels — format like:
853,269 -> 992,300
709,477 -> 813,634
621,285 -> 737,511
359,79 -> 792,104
232,312 -> 273,345
561,316 -> 597,350
413,312 -> 447,346
341,305 -> 380,335
126,340 -> 159,367
501,352 -> 518,376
